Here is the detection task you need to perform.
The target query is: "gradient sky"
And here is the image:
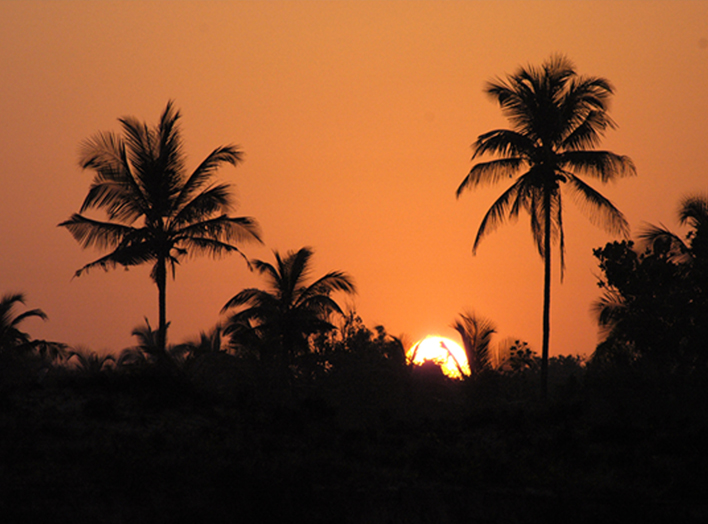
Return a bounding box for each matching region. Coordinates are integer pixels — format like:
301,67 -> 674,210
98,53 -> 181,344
2,1 -> 707,358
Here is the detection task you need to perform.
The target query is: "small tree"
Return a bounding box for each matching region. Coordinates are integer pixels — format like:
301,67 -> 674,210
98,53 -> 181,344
451,310 -> 496,378
0,292 -> 66,361
222,247 -> 356,363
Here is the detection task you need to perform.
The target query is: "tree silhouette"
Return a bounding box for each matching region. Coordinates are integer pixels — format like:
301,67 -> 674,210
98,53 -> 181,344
173,325 -> 228,361
452,310 -> 496,378
0,292 -> 67,363
456,55 -> 635,396
0,292 -> 48,353
59,101 -> 261,355
639,194 -> 708,265
222,247 -> 356,363
67,347 -> 116,375
593,194 -> 708,370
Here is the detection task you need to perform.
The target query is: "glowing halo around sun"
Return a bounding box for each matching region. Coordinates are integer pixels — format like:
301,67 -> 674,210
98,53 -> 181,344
407,336 -> 470,379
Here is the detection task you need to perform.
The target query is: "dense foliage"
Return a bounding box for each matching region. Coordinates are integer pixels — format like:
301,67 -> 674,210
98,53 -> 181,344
592,195 -> 708,372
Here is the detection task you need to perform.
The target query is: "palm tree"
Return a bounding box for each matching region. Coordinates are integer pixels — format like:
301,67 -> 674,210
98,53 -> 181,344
173,325 -> 228,360
67,347 -> 116,375
59,101 -> 262,355
451,310 -> 496,378
639,194 -> 708,264
591,194 -> 708,368
456,55 -> 635,396
0,292 -> 48,353
222,247 -> 356,362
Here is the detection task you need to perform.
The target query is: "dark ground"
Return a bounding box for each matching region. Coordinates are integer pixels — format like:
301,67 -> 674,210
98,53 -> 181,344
1,355 -> 707,523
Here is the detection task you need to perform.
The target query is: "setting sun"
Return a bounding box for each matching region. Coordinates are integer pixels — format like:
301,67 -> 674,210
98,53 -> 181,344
407,336 -> 470,379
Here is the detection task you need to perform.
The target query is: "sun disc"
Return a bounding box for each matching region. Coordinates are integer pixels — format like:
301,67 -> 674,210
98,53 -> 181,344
407,336 -> 470,379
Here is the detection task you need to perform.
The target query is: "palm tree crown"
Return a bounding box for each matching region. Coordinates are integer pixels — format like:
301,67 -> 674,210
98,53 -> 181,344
452,310 -> 497,378
222,247 -> 356,361
457,55 -> 635,396
0,292 -> 48,353
639,194 -> 708,264
60,101 -> 262,353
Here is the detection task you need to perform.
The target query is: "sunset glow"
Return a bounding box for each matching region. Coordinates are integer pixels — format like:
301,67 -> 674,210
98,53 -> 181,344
1,2 -> 707,359
408,336 -> 470,379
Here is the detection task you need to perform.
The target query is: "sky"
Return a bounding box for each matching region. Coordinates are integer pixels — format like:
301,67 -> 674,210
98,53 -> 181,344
2,1 -> 707,358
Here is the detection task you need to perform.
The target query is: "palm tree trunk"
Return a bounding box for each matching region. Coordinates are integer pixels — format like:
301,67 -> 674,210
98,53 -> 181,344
156,256 -> 167,356
541,188 -> 552,399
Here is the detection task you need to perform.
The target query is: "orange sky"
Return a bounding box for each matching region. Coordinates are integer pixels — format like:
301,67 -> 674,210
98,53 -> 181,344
2,1 -> 707,358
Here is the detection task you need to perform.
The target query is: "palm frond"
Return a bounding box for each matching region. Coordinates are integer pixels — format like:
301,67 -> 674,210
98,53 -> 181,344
471,129 -> 534,160
565,174 -> 630,237
79,129 -> 153,217
58,214 -> 133,250
302,270 -> 356,297
222,288 -> 274,312
173,145 -> 243,211
566,75 -> 614,112
456,157 -> 525,197
591,288 -> 626,338
171,185 -> 233,224
678,194 -> 708,229
81,180 -> 145,223
637,222 -> 690,261
472,177 -> 526,253
11,308 -> 48,326
174,237 -> 248,264
452,310 -> 497,375
560,110 -> 614,151
251,258 -> 281,289
559,150 -> 635,182
74,240 -> 157,277
173,213 -> 260,240
78,131 -> 126,173
287,247 -> 314,290
119,115 -> 155,181
297,294 -> 346,317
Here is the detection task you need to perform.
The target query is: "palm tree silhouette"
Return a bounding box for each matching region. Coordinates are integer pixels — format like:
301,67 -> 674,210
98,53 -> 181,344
59,101 -> 262,355
593,194 -> 708,367
452,310 -> 496,378
457,55 -> 635,396
173,325 -> 228,360
222,247 -> 356,362
0,292 -> 48,353
67,347 -> 116,375
0,292 -> 67,364
639,194 -> 708,264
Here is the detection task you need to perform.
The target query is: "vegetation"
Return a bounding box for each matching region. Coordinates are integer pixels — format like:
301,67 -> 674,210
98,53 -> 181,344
2,314 -> 705,523
452,310 -> 496,378
0,292 -> 48,353
592,193 -> 708,372
457,55 -> 635,396
222,247 -> 356,364
59,101 -> 262,355
5,70 -> 708,521
0,292 -> 66,361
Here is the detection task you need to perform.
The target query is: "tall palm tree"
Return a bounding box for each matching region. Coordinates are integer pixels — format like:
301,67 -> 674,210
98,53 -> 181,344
59,101 -> 262,354
456,55 -> 635,396
222,247 -> 356,362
